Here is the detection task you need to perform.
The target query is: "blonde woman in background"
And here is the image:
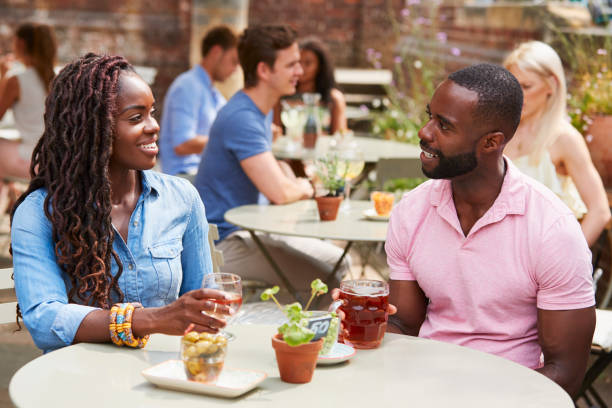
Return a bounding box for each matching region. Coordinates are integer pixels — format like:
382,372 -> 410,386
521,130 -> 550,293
0,22 -> 57,181
504,41 -> 610,247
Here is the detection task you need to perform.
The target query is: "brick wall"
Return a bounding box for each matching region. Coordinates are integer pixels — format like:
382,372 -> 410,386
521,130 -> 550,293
0,0 -> 192,104
248,0 -> 548,71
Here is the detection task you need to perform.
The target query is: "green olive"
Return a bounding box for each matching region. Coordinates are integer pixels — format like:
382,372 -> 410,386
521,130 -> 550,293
183,331 -> 200,343
198,332 -> 213,342
184,345 -> 199,358
196,340 -> 212,355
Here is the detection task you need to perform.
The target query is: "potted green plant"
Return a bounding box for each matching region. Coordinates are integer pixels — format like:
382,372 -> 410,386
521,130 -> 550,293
261,279 -> 336,384
314,154 -> 346,221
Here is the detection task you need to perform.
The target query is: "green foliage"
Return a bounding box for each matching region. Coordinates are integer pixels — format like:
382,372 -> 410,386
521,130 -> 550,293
382,177 -> 428,193
260,279 -> 329,347
550,28 -> 612,133
315,154 -> 346,196
369,2 -> 450,145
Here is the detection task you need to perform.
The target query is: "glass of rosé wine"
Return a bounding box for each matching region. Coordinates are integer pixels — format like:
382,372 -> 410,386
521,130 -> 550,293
202,272 -> 243,341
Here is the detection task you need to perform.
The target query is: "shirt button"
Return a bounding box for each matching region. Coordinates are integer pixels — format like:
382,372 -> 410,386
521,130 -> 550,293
133,221 -> 138,227
128,264 -> 134,270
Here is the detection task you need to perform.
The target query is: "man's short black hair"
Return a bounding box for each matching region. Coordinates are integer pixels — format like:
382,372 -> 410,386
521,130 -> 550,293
201,25 -> 238,58
448,63 -> 523,141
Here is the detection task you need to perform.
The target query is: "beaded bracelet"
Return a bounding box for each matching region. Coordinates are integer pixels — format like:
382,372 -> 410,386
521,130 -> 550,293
109,302 -> 150,348
121,303 -> 150,348
109,304 -> 123,346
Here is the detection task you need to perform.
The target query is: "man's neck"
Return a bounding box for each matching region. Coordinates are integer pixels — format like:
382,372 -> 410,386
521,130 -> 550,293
243,85 -> 280,115
199,60 -> 214,82
451,157 -> 507,213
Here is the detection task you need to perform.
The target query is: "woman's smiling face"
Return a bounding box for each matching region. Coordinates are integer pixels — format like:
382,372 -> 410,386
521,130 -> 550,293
109,72 -> 160,172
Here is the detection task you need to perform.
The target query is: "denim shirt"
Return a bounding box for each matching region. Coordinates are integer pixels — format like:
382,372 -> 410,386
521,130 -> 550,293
11,170 -> 212,352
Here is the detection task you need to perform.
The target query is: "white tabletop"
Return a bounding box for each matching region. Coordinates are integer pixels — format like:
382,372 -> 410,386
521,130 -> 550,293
10,324 -> 572,407
272,135 -> 421,163
224,200 -> 387,242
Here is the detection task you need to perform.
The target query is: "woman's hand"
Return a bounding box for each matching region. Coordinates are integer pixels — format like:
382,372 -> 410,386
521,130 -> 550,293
134,289 -> 233,337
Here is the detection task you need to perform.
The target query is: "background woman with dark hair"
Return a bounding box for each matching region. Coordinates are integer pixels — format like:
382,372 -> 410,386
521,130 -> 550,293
0,22 -> 57,180
11,53 -> 229,353
297,37 -> 347,134
273,37 -> 347,136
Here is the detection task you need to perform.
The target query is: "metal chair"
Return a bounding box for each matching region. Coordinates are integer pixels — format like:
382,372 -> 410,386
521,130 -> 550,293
576,213 -> 612,407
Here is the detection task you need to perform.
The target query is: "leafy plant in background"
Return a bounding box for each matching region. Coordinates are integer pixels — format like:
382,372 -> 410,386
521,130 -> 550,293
368,0 -> 453,145
557,33 -> 612,135
314,154 -> 347,196
260,279 -> 330,346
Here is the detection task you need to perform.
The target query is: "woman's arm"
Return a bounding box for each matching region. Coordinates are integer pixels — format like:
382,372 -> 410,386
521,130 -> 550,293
329,88 -> 347,134
0,75 -> 19,120
556,126 -> 611,246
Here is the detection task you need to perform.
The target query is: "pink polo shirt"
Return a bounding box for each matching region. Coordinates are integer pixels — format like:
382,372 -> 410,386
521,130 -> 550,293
386,159 -> 594,369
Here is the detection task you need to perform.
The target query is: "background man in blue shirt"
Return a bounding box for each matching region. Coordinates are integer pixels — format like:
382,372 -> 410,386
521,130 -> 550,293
195,25 -> 351,301
159,26 -> 239,175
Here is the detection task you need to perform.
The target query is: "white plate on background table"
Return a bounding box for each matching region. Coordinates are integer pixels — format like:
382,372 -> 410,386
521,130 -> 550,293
317,342 -> 356,365
362,208 -> 390,221
141,359 -> 267,398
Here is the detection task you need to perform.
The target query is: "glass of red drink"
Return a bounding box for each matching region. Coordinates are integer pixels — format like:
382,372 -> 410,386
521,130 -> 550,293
202,273 -> 242,341
338,279 -> 389,349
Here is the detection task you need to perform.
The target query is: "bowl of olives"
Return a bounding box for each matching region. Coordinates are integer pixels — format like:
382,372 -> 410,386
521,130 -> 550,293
181,331 -> 228,383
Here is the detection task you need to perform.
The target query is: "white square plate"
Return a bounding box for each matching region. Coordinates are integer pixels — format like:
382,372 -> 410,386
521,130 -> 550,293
141,359 -> 267,398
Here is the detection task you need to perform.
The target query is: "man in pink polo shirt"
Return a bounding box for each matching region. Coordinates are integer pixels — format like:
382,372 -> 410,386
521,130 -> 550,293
386,63 -> 595,397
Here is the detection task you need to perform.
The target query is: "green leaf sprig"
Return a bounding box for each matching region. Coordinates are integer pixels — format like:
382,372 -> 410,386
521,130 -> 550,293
260,279 -> 329,346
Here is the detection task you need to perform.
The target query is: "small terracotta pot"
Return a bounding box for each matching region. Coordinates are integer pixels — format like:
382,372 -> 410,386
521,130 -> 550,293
271,334 -> 324,384
314,195 -> 343,221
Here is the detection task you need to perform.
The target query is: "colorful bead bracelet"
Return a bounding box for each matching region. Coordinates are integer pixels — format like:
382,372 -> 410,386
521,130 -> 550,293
108,302 -> 150,348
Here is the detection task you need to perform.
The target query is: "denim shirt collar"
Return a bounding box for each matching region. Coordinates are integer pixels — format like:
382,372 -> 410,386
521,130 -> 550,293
140,170 -> 160,198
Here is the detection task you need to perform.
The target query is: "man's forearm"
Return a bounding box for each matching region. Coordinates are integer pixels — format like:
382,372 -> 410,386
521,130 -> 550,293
387,315 -> 421,336
536,361 -> 582,398
174,135 -> 208,156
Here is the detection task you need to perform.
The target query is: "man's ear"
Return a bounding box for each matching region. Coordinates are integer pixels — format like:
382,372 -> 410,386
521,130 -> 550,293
481,131 -> 505,152
256,61 -> 272,83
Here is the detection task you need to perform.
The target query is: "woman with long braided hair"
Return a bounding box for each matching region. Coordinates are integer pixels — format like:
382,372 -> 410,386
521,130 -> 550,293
10,53 -> 230,352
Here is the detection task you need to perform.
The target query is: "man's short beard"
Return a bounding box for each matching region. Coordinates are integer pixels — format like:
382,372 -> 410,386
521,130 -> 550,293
422,149 -> 478,179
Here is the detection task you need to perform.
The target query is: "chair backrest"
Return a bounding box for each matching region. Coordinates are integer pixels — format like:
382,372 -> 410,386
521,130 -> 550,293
0,267 -> 16,304
207,224 -> 224,273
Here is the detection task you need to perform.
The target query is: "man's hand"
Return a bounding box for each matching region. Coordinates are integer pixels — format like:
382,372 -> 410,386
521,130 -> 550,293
331,288 -> 397,341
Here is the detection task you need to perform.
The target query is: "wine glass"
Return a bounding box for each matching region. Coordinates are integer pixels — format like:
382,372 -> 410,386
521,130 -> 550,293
202,272 -> 242,341
337,148 -> 365,211
280,100 -> 306,149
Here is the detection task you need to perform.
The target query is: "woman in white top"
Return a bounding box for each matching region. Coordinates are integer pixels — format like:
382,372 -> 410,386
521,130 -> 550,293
0,22 -> 56,180
504,41 -> 610,246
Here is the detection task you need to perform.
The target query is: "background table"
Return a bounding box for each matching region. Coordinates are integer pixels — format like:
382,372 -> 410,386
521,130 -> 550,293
10,324 -> 573,407
272,134 -> 421,163
225,200 -> 387,300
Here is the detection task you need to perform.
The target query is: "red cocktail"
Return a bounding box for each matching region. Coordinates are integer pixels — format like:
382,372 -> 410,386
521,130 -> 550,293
338,280 -> 389,349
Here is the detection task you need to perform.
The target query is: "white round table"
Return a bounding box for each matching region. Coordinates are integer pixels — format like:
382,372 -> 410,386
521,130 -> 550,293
224,200 -> 387,243
10,324 -> 572,407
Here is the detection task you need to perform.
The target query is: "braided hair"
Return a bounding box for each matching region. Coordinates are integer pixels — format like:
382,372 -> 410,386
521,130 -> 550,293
11,53 -> 135,308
